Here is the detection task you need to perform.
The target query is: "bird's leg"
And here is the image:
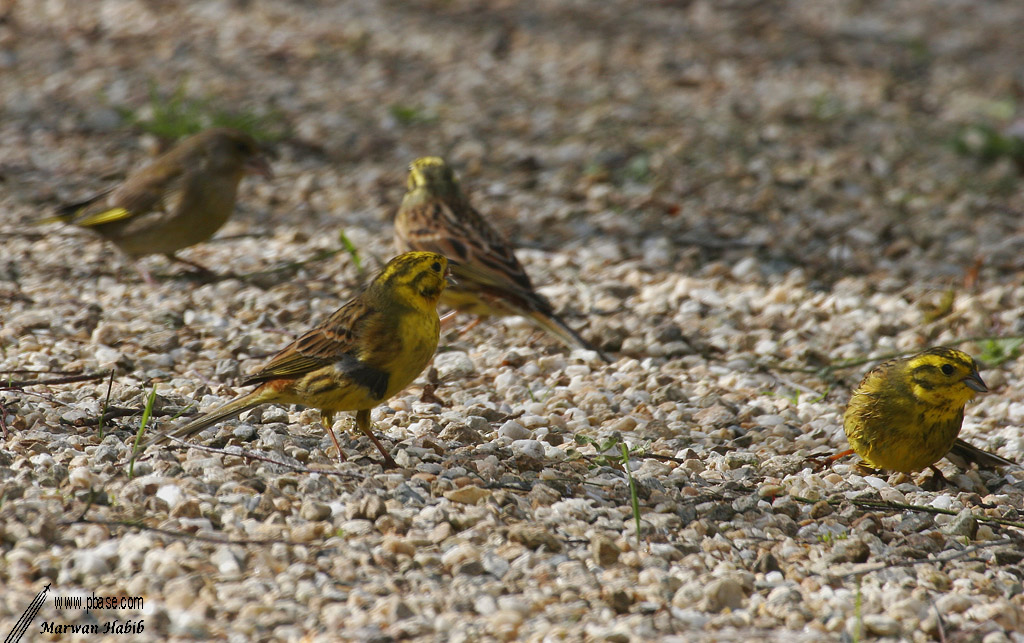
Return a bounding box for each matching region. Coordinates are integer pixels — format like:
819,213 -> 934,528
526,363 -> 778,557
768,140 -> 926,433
439,310 -> 459,330
320,411 -> 347,463
356,409 -> 398,469
825,449 -> 855,465
805,449 -> 854,470
166,253 -> 225,280
458,317 -> 482,335
439,310 -> 485,337
925,465 -> 952,489
134,263 -> 158,287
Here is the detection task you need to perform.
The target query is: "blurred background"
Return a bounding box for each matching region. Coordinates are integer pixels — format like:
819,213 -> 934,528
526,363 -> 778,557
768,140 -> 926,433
4,0 -> 1024,292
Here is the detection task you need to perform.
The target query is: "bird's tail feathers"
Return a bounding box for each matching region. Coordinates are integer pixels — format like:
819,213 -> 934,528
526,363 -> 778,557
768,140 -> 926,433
947,437 -> 1017,469
523,308 -> 611,363
140,391 -> 264,450
38,190 -> 113,225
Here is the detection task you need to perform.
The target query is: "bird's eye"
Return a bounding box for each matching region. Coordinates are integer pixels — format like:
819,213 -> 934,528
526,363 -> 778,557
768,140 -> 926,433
941,364 -> 954,376
430,261 -> 442,273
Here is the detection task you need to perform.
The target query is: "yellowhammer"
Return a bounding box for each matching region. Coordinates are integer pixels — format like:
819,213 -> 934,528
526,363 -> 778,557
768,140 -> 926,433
838,347 -> 1013,475
394,156 -> 609,361
47,128 -> 272,284
141,251 -> 450,468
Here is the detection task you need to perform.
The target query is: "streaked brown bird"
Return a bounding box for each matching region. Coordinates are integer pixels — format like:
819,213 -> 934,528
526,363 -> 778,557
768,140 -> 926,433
140,251 -> 450,468
394,156 -> 608,361
46,127 -> 272,284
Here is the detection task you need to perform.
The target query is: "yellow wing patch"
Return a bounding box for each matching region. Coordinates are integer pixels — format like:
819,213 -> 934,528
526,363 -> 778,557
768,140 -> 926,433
74,207 -> 135,227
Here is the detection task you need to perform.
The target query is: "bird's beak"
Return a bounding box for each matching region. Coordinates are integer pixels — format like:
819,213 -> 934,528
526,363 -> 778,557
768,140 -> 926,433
963,371 -> 988,393
444,268 -> 457,288
246,155 -> 274,180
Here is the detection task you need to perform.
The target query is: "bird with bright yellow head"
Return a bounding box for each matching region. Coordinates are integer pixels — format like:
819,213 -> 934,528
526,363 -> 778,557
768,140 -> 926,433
141,251 -> 450,468
839,347 -> 1010,474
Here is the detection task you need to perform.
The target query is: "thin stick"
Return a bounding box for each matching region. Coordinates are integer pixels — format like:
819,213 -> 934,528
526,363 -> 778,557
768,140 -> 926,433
0,371 -> 109,388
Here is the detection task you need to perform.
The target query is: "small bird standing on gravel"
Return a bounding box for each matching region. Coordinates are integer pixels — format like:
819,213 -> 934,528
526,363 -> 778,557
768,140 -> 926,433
837,347 -> 1013,476
141,251 -> 450,468
394,156 -> 609,361
45,128 -> 272,284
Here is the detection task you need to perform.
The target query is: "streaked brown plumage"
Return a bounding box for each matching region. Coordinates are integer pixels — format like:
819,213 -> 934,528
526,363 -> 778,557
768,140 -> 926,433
47,128 -> 272,283
394,156 -> 609,361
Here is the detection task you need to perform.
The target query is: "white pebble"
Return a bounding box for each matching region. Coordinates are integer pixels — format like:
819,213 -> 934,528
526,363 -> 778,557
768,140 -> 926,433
156,484 -> 184,509
510,439 -> 546,459
434,351 -> 476,380
498,421 -> 531,440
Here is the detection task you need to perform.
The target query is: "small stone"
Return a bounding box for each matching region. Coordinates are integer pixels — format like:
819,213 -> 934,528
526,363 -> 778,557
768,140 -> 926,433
339,519 -> 374,536
935,593 -> 975,614
261,406 -> 290,423
943,509 -> 978,538
388,598 -> 415,621
993,549 -> 1024,565
454,560 -> 487,576
862,614 -> 900,637
441,543 -> 480,569
430,522 -> 453,544
510,439 -> 545,459
481,551 -> 510,579
381,536 -> 416,557
497,420 -> 531,440
591,534 -> 621,566
211,546 -> 242,578
68,467 -> 94,489
757,484 -> 785,499
693,405 -> 736,428
434,351 -> 475,380
606,589 -> 633,614
156,484 -> 183,509
291,523 -> 322,543
487,609 -> 524,639
702,577 -> 746,612
772,498 -> 800,519
754,552 -> 782,574
438,421 -> 484,444
508,524 -> 562,552
444,485 -> 490,504
300,500 -> 332,521
475,594 -> 498,615
347,495 -> 387,521
233,425 -> 257,440
851,513 -> 882,535
808,500 -> 833,518
829,538 -> 870,564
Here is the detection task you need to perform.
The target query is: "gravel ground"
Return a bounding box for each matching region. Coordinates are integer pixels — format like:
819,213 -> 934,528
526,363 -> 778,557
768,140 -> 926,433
3,1 -> 1024,641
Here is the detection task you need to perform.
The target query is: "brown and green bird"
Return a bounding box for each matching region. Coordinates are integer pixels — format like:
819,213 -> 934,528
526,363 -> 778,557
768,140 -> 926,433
394,156 -> 608,361
46,127 -> 272,283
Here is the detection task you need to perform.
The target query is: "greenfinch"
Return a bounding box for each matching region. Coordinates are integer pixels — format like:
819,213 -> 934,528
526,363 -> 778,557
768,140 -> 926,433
48,128 -> 272,283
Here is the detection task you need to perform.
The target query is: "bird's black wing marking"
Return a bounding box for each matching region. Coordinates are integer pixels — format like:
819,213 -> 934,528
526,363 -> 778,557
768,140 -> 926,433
333,353 -> 390,400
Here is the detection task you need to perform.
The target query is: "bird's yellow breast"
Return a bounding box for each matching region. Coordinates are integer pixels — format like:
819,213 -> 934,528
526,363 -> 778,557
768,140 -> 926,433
383,310 -> 440,398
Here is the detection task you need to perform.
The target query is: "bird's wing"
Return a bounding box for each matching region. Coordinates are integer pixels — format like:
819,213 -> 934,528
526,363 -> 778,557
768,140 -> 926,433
242,297 -> 387,391
71,157 -> 191,227
401,199 -> 540,299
